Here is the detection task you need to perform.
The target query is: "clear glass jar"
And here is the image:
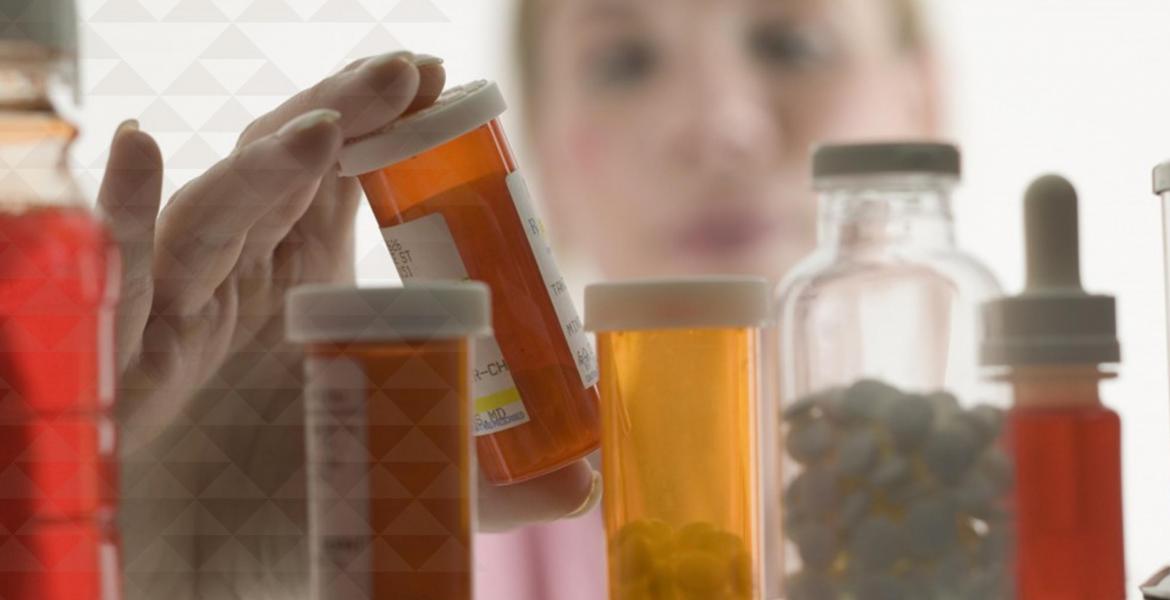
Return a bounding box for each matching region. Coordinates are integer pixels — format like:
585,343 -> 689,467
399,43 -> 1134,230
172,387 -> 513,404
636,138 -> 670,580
774,143 -> 1011,598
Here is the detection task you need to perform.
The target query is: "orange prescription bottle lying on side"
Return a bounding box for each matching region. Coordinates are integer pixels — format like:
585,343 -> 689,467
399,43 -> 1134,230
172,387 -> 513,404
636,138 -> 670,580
586,277 -> 771,600
287,283 -> 489,600
338,81 -> 601,485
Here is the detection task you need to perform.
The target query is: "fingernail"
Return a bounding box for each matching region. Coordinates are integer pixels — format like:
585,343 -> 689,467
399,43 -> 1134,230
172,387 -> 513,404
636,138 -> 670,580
363,50 -> 416,71
278,109 -> 342,138
564,471 -> 603,519
114,119 -> 139,140
413,54 -> 443,68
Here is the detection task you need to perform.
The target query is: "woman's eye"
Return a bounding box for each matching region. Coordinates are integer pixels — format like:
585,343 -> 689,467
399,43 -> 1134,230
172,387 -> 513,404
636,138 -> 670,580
749,22 -> 834,70
589,40 -> 658,88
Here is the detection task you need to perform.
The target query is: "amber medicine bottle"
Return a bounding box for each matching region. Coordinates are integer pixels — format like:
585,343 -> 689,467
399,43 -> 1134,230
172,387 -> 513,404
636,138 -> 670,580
339,81 -> 601,485
287,283 -> 489,600
585,277 -> 770,600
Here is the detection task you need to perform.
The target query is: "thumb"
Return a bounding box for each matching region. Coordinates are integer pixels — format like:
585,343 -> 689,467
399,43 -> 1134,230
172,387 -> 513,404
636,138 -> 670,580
477,459 -> 603,533
96,119 -> 163,373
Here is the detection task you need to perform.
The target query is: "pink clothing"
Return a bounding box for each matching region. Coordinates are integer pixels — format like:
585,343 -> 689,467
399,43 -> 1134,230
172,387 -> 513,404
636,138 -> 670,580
476,508 -> 607,599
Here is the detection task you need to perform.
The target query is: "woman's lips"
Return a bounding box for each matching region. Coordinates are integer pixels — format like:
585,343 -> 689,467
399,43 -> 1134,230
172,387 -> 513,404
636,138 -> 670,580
675,212 -> 779,258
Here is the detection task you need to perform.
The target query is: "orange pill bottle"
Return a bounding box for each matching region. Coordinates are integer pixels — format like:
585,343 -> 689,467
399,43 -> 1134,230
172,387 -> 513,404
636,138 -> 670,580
286,283 -> 489,600
338,81 -> 601,485
586,277 -> 771,600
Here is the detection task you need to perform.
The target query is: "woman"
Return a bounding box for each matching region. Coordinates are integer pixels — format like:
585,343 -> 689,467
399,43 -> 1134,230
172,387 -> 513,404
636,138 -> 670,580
103,0 -> 941,597
478,0 -> 942,598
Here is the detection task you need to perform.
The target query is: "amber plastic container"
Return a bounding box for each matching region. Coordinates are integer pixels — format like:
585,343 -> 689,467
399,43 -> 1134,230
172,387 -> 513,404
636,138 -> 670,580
287,283 -> 490,600
339,81 -> 601,485
585,277 -> 771,600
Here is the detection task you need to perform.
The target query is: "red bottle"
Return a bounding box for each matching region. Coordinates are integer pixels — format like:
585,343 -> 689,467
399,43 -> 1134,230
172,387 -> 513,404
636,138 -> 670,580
0,2 -> 122,598
982,175 -> 1126,600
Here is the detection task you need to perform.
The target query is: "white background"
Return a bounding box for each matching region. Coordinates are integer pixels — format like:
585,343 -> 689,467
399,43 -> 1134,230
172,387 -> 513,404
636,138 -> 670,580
73,0 -> 1170,594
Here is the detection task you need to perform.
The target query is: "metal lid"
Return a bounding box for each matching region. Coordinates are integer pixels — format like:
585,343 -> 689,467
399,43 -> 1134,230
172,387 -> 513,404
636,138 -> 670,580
981,175 -> 1120,367
338,79 -> 507,177
286,283 -> 492,344
585,276 -> 771,332
813,142 -> 961,180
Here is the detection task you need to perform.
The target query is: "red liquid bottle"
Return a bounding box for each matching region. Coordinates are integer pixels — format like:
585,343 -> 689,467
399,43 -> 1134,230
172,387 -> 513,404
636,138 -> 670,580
0,2 -> 122,598
982,175 -> 1126,600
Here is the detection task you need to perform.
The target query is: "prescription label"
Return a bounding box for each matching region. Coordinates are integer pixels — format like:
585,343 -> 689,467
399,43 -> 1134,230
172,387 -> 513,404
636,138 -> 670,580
381,213 -> 531,437
507,173 -> 600,388
305,357 -> 372,598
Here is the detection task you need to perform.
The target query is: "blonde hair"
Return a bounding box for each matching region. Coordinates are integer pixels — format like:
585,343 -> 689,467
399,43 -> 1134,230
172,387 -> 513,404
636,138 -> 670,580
514,0 -> 926,112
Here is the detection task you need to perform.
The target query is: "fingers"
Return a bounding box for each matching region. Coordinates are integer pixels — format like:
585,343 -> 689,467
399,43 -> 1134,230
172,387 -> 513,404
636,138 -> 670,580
477,459 -> 603,533
237,52 -> 445,148
152,110 -> 344,317
96,120 -> 164,372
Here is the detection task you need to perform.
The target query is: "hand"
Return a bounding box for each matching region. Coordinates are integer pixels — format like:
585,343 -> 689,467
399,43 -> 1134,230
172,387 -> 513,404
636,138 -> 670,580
99,52 -> 601,596
100,51 -> 444,452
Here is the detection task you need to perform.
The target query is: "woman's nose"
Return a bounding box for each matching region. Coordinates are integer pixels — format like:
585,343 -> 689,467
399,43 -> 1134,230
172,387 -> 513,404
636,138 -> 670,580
671,48 -> 779,175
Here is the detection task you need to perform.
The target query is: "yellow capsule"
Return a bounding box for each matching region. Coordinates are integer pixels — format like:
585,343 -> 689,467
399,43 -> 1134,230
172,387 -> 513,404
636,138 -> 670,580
729,551 -> 752,598
614,534 -> 655,583
676,522 -> 718,550
705,531 -> 747,562
673,550 -> 725,595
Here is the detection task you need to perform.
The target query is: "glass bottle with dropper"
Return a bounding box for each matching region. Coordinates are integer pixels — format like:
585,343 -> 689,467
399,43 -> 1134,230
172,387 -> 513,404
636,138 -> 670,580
981,174 -> 1125,600
0,1 -> 122,598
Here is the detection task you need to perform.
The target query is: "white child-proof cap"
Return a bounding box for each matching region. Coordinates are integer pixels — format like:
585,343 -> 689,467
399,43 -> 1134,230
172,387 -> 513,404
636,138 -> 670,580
585,277 -> 771,332
337,79 -> 508,177
286,282 -> 492,344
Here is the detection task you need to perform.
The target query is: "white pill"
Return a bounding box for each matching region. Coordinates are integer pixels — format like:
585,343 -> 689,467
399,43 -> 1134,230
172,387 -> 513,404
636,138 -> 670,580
794,522 -> 838,571
787,572 -> 838,600
787,467 -> 841,517
922,420 -> 981,485
840,490 -> 871,530
851,572 -> 909,600
848,517 -> 905,570
905,495 -> 959,559
787,418 -> 835,465
954,471 -> 996,517
843,379 -> 900,422
927,391 -> 961,415
959,404 -> 1004,447
838,430 -> 880,477
869,455 -> 912,489
978,449 -> 1014,492
885,393 -> 934,450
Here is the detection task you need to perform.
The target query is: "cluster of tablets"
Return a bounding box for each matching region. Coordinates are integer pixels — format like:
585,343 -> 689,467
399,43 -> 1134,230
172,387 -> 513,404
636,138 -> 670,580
783,380 -> 1013,599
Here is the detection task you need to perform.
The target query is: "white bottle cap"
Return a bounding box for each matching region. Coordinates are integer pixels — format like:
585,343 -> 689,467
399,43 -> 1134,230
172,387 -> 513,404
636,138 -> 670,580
286,283 -> 492,344
585,277 -> 771,332
981,175 -> 1120,366
337,80 -> 507,177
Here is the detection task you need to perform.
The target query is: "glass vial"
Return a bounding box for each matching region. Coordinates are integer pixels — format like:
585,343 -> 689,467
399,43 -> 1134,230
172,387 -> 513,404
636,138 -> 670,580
286,283 -> 490,600
774,143 -> 1010,598
339,81 -> 600,485
586,277 -> 770,600
0,2 -> 121,599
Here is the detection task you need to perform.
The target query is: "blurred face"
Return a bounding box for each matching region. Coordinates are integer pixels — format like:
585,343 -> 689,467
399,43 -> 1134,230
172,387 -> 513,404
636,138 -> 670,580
533,0 -> 939,281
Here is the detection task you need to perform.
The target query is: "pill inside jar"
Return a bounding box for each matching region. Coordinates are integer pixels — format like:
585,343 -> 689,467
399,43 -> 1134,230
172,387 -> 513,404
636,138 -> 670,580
338,81 -> 601,485
782,379 -> 1013,599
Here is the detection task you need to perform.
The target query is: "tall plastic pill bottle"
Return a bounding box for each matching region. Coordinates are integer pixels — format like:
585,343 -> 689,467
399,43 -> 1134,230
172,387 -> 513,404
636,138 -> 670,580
286,283 -> 489,600
338,80 -> 601,485
585,277 -> 770,600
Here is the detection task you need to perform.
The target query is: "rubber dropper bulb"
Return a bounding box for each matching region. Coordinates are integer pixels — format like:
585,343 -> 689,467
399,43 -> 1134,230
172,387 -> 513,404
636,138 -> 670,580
1024,174 -> 1083,294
